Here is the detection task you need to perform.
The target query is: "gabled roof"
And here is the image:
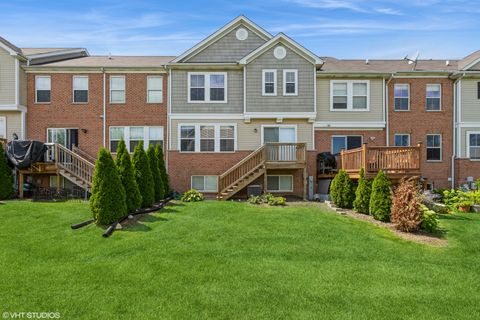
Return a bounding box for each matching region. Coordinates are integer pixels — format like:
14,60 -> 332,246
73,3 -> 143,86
0,36 -> 23,56
28,55 -> 175,68
238,33 -> 323,65
458,50 -> 480,70
171,15 -> 272,63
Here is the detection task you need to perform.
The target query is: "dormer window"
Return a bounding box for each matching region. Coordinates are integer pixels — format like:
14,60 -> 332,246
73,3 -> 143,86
188,73 -> 226,103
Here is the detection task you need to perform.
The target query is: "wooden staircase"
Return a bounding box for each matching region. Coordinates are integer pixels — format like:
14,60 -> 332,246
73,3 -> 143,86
217,143 -> 307,200
54,144 -> 95,191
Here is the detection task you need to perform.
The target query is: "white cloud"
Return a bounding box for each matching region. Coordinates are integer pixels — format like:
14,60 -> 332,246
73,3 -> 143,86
375,8 -> 402,15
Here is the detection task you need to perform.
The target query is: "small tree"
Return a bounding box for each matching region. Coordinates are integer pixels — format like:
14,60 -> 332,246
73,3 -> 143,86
115,139 -> 142,213
329,173 -> 339,204
353,168 -> 372,214
330,170 -> 355,208
0,143 -> 14,199
132,142 -> 155,208
147,144 -> 164,202
155,144 -> 170,196
90,148 -> 127,225
369,170 -> 392,221
391,177 -> 422,232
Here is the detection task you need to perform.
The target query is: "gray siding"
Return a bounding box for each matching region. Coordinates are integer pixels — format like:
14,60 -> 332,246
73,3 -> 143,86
170,69 -> 243,114
19,62 -> 27,106
468,61 -> 480,70
185,25 -> 266,63
0,111 -> 22,139
460,79 -> 480,122
460,127 -> 480,158
0,48 -> 16,105
245,45 -> 315,113
316,78 -> 384,122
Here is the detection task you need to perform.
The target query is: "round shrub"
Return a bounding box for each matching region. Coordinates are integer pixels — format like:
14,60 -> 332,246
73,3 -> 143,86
0,143 -> 14,200
90,148 -> 127,225
132,142 -> 155,208
369,170 -> 392,221
353,168 -> 371,214
155,144 -> 170,196
330,170 -> 355,208
147,144 -> 164,202
115,139 -> 142,213
391,177 -> 422,232
181,189 -> 204,202
420,204 -> 439,232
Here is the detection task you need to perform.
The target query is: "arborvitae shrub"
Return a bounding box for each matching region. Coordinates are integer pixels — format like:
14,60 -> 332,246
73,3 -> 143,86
132,142 -> 155,208
155,144 -> 169,196
369,170 -> 392,221
353,168 -> 372,214
147,144 -> 164,202
391,177 -> 422,232
0,143 -> 14,200
90,148 -> 127,225
330,170 -> 355,208
115,139 -> 142,213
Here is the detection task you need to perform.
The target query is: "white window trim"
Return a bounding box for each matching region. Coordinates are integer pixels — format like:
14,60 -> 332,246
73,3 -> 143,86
331,135 -> 363,154
426,83 -> 442,112
147,75 -> 163,104
35,75 -> 51,104
0,116 -> 6,139
187,72 -> 228,103
394,133 -> 411,147
262,69 -> 277,96
191,175 -> 219,192
178,123 -> 237,153
260,124 -> 298,144
466,131 -> 480,160
393,83 -> 410,111
426,133 -> 442,162
108,126 -> 164,153
72,75 -> 89,104
110,75 -> 126,104
330,80 -> 370,111
267,175 -> 294,192
283,69 -> 298,96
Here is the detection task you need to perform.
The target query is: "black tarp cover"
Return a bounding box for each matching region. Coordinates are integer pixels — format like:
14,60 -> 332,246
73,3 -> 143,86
7,140 -> 47,169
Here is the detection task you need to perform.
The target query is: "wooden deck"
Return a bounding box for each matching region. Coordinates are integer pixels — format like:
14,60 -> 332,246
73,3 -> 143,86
340,144 -> 422,179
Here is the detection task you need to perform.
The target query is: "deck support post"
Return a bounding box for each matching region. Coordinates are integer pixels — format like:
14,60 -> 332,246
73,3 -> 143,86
263,166 -> 268,194
303,166 -> 307,201
19,172 -> 24,199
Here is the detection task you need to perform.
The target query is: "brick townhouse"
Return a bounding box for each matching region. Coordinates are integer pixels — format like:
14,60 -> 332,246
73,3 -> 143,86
1,16 -> 479,199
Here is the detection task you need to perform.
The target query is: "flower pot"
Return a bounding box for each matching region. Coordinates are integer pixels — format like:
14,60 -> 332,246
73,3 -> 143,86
458,205 -> 471,213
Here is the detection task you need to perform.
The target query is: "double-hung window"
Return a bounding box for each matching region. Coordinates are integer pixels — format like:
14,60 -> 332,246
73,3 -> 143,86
467,132 -> 480,160
35,76 -> 51,103
426,84 -> 441,111
179,124 -> 236,152
147,76 -> 163,103
394,84 -> 409,111
331,80 -> 369,110
73,76 -> 88,103
262,70 -> 276,96
109,126 -> 164,153
191,176 -> 218,192
110,76 -> 125,103
426,134 -> 442,161
331,136 -> 362,155
394,134 -> 410,147
283,70 -> 298,95
188,73 -> 226,102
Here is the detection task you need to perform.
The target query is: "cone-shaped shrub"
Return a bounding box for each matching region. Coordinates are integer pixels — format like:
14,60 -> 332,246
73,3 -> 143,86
369,170 -> 392,221
147,144 -> 164,202
115,139 -> 142,213
330,170 -> 355,208
132,142 -> 155,208
155,144 -> 170,196
391,177 -> 422,232
90,148 -> 127,225
0,143 -> 14,199
353,168 -> 372,214
329,173 -> 339,204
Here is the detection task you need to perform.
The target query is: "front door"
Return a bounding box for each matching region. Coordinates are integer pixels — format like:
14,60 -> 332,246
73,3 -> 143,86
263,126 -> 296,161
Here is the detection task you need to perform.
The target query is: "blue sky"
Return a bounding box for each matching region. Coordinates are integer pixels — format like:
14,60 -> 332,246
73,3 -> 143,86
1,0 -> 479,59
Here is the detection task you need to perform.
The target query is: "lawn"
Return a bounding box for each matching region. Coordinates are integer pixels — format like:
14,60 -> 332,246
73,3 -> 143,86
0,200 -> 479,320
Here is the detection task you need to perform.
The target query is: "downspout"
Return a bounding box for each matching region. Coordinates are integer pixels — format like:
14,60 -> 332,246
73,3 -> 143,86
452,72 -> 465,188
166,65 -> 172,173
385,74 -> 394,146
102,68 -> 106,148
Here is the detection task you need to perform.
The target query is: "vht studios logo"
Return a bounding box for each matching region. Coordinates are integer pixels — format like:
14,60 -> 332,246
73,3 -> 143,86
2,312 -> 60,319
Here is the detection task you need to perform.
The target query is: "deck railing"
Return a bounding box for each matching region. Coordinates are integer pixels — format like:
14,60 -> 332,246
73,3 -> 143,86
341,144 -> 421,176
265,142 -> 306,163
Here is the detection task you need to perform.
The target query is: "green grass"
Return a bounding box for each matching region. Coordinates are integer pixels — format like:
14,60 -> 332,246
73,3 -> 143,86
1,200 -> 480,319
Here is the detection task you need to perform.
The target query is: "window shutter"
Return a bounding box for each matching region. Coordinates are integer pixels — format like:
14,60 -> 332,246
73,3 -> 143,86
477,82 -> 480,99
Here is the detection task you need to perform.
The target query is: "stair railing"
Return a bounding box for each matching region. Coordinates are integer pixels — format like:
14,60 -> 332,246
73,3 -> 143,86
54,144 -> 95,187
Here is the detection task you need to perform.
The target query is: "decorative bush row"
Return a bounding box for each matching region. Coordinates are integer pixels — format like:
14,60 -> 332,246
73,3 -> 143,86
90,141 -> 170,225
248,193 -> 286,206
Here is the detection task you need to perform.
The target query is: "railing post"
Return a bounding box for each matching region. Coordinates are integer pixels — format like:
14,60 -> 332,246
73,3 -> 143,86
340,149 -> 345,170
417,142 -> 422,170
362,143 -> 367,172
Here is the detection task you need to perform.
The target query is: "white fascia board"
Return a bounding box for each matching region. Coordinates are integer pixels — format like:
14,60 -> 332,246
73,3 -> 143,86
0,105 -> 27,112
314,121 -> 386,128
170,114 -> 244,120
171,15 -> 272,63
244,112 -> 316,119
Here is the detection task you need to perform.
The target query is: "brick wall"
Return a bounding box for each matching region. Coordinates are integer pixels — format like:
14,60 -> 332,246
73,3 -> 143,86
455,159 -> 480,187
388,78 -> 454,188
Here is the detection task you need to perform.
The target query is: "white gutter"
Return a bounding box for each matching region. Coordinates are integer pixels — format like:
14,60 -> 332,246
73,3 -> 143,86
102,68 -> 106,148
166,66 -> 172,173
385,74 -> 394,146
452,72 -> 466,188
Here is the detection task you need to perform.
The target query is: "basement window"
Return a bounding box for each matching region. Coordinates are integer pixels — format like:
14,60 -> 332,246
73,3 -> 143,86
191,175 -> 218,192
267,175 -> 293,192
